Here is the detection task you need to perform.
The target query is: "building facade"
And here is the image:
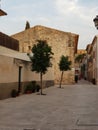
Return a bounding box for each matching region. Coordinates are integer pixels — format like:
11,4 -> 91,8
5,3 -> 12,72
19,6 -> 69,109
12,25 -> 79,84
75,49 -> 87,80
85,36 -> 98,84
0,33 -> 54,99
0,45 -> 54,99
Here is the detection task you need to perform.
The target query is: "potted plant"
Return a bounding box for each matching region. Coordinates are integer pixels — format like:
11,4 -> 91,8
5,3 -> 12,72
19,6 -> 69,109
32,85 -> 36,93
11,89 -> 18,97
24,84 -> 33,94
75,75 -> 78,83
36,84 -> 40,92
32,81 -> 36,93
92,78 -> 96,85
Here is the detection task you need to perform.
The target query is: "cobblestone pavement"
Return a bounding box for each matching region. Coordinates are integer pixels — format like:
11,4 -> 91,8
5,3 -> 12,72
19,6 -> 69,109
0,79 -> 98,130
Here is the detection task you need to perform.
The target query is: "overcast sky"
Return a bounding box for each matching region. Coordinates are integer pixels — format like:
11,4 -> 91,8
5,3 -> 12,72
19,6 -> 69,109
0,0 -> 98,49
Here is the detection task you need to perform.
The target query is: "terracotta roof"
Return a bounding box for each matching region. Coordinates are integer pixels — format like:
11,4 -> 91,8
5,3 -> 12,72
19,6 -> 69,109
0,9 -> 7,16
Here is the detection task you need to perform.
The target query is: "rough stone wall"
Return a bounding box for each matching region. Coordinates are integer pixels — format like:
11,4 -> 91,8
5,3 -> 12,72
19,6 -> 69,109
12,25 -> 79,84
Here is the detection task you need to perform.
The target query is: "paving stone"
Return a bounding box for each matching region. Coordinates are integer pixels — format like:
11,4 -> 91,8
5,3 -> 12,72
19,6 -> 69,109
77,116 -> 98,126
0,79 -> 97,130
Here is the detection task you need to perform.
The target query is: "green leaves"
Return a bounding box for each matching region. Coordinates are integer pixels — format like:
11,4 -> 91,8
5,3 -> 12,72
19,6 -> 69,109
30,40 -> 53,74
59,55 -> 71,71
58,55 -> 71,88
75,54 -> 86,63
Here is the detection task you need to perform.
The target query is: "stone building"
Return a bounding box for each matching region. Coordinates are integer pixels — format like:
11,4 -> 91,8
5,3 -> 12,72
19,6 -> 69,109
12,25 -> 79,84
86,36 -> 98,84
75,49 -> 87,80
0,12 -> 54,99
0,32 -> 54,99
77,49 -> 87,55
86,44 -> 93,82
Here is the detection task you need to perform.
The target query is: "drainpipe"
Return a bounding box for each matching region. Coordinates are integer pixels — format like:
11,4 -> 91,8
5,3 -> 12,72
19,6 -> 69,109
18,65 -> 23,94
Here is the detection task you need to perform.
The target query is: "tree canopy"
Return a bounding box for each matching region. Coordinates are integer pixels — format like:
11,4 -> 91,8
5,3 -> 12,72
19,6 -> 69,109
30,40 -> 53,74
75,53 -> 86,63
59,55 -> 71,71
58,55 -> 71,88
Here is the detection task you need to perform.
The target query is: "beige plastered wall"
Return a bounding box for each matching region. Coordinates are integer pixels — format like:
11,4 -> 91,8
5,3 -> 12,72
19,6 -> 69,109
0,55 -> 54,99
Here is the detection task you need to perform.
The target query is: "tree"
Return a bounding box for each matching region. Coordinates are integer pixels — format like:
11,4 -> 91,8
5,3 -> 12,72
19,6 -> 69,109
58,55 -> 71,88
29,40 -> 53,95
25,21 -> 30,30
75,54 -> 85,63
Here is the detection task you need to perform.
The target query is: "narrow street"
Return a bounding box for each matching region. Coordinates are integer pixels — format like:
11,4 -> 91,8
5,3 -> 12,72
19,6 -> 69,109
75,79 -> 93,85
0,79 -> 98,130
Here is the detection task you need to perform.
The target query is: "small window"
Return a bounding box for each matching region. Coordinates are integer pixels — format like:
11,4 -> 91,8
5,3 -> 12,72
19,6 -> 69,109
68,42 -> 72,47
28,46 -> 31,50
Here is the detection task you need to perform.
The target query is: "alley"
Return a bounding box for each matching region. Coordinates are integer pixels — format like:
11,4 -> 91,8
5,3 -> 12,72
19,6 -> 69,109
75,79 -> 93,85
0,80 -> 98,130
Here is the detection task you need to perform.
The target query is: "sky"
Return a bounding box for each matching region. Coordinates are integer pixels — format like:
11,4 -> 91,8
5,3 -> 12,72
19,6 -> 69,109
0,0 -> 98,49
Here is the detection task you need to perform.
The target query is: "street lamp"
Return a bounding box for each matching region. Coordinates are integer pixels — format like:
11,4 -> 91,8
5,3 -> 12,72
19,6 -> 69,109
93,15 -> 98,29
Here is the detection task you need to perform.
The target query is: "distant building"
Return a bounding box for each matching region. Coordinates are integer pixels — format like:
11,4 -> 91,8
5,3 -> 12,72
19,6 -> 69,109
77,49 -> 86,55
12,25 -> 79,84
86,36 -> 98,84
75,49 -> 87,80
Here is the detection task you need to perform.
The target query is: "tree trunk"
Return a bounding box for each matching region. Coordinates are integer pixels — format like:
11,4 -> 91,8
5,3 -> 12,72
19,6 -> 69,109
59,71 -> 64,88
40,72 -> 43,95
